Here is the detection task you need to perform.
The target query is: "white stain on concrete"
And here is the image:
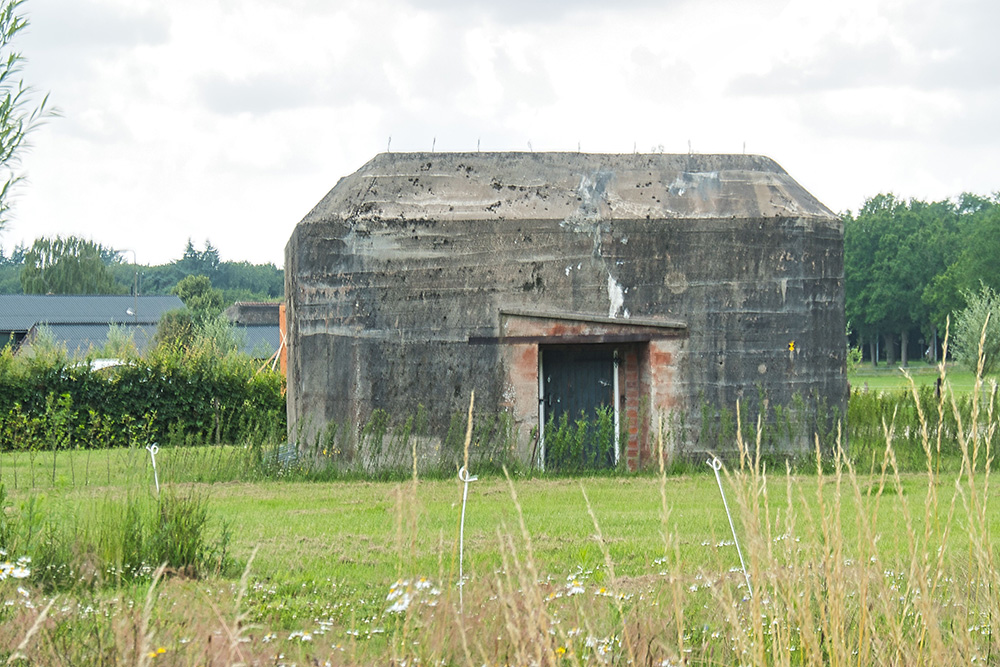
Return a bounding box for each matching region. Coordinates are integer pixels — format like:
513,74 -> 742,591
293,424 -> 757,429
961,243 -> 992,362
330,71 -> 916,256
668,171 -> 720,197
608,272 -> 625,318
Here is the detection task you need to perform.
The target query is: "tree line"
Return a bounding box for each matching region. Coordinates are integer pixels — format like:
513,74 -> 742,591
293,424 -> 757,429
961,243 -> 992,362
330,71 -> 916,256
0,237 -> 283,304
845,192 -> 1000,367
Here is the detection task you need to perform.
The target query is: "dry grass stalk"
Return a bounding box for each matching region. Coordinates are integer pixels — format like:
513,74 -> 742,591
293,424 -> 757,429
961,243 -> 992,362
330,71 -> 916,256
135,564 -> 165,667
195,549 -> 256,667
5,595 -> 56,665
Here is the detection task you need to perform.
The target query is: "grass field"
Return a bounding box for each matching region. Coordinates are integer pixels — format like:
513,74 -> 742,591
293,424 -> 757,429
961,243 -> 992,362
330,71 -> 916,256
848,360 -> 993,393
2,424 -> 999,665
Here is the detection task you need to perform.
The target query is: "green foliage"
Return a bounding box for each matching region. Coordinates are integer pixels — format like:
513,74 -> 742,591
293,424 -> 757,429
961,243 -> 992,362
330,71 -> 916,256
156,277 -> 236,348
171,274 -> 224,320
953,283 -> 1000,374
845,192 -> 1000,364
134,239 -> 284,302
0,330 -> 286,450
196,314 -> 245,353
543,406 -> 619,473
0,243 -> 23,293
11,236 -> 284,301
19,236 -> 124,295
0,0 -> 55,232
847,344 -> 863,371
100,323 -> 139,359
177,238 -> 220,280
847,381 -> 999,471
152,308 -> 195,348
0,484 -> 233,590
216,260 -> 284,299
846,321 -> 863,371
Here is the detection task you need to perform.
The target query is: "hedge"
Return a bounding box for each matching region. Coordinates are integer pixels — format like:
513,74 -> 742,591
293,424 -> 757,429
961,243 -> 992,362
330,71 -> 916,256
0,339 -> 286,451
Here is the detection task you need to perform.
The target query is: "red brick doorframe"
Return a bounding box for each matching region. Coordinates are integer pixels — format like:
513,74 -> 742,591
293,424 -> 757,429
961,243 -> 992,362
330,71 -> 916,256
495,310 -> 686,471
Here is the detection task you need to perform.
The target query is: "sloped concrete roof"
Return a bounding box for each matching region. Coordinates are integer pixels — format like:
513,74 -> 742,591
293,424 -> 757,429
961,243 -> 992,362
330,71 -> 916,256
300,152 -> 837,225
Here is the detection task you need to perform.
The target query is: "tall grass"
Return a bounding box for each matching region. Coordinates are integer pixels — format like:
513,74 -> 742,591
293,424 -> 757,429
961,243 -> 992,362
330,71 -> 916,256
0,483 -> 233,591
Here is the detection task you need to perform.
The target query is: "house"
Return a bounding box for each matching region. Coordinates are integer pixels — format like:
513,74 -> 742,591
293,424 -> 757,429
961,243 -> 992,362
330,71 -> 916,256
0,294 -> 183,355
285,152 -> 847,468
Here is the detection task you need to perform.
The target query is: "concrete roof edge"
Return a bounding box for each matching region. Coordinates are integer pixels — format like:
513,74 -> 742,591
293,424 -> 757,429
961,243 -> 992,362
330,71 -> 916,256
500,309 -> 687,330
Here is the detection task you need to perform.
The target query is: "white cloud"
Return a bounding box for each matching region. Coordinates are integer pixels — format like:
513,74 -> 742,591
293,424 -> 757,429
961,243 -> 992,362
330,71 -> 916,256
2,0 -> 999,265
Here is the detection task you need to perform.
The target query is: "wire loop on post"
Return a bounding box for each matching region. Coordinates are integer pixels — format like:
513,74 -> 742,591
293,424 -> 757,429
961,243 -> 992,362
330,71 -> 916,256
458,465 -> 478,611
146,444 -> 160,495
707,456 -> 752,598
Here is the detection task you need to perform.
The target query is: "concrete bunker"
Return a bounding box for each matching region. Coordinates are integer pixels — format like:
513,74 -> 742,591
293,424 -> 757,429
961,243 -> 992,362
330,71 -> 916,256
285,152 -> 847,469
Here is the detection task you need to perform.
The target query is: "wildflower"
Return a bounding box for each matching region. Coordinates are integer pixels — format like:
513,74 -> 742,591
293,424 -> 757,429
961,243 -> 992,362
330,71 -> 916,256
556,646 -> 567,656
387,592 -> 412,613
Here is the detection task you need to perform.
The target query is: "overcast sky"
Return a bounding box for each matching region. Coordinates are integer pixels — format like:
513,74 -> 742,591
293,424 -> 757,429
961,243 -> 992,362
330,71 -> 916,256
2,0 -> 997,266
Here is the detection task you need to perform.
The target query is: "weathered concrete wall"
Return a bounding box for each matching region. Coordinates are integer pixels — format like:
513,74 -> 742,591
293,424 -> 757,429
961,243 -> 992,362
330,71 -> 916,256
285,152 -> 846,464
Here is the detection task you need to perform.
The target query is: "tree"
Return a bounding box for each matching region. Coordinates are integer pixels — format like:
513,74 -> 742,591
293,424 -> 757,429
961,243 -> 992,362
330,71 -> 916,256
20,235 -> 125,294
0,241 -> 24,265
214,260 -> 284,299
176,239 -> 220,282
845,194 -> 961,367
844,209 -> 880,366
172,274 -> 224,320
0,0 -> 55,232
152,308 -> 195,348
0,240 -> 23,292
953,284 -> 1000,375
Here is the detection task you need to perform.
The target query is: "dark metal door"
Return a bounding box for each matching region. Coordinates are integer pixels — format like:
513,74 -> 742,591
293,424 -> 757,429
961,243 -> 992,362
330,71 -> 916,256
542,346 -> 615,469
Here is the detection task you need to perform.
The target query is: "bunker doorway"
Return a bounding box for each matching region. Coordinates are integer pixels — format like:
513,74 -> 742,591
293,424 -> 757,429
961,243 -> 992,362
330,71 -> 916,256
539,345 -> 620,471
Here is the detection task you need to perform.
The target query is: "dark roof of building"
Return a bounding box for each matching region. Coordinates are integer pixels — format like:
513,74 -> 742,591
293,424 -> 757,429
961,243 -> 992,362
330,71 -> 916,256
300,152 -> 838,227
235,324 -> 282,358
0,295 -> 183,331
41,323 -> 158,356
